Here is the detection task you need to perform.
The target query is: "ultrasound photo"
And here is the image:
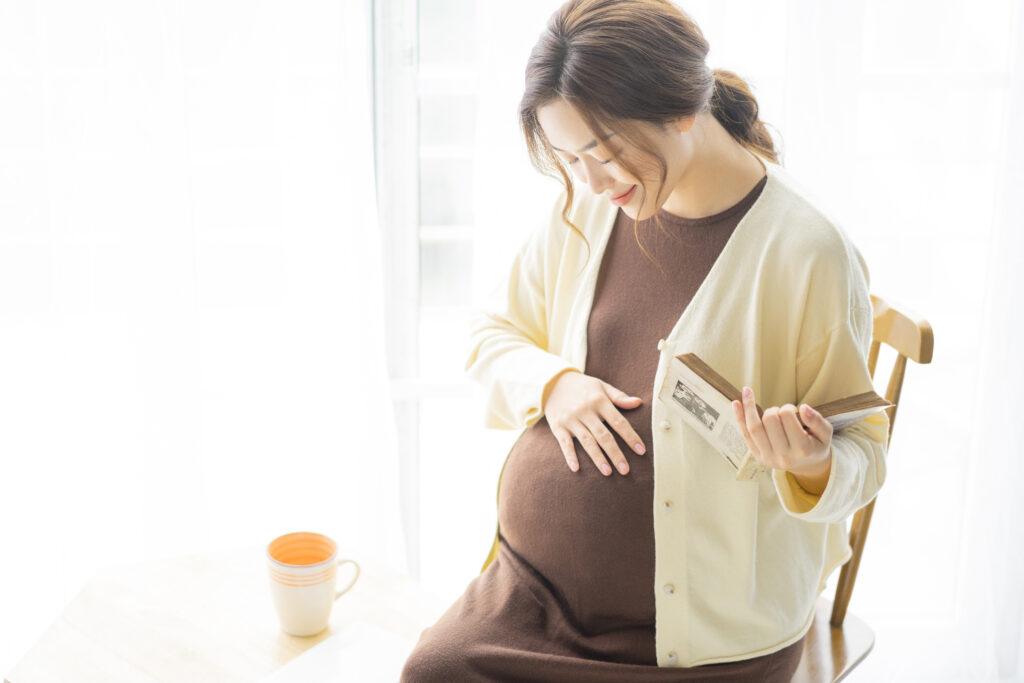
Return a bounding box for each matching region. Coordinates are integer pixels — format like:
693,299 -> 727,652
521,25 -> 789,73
671,379 -> 720,431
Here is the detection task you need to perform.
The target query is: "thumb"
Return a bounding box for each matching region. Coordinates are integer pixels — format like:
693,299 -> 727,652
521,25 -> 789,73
606,383 -> 642,405
800,404 -> 830,441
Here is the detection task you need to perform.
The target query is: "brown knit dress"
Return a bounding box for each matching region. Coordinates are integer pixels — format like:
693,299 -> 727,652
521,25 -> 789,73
401,174 -> 806,682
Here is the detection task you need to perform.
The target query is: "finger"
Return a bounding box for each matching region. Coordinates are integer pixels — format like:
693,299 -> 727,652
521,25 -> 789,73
732,399 -> 750,439
800,404 -> 833,443
552,425 -> 580,472
780,404 -> 814,455
761,406 -> 791,459
611,390 -> 643,408
734,398 -> 770,467
581,413 -> 630,475
742,387 -> 773,461
599,403 -> 645,456
569,419 -> 614,476
603,380 -> 641,406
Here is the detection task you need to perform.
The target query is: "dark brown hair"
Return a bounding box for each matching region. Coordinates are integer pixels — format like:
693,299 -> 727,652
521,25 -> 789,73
519,0 -> 781,270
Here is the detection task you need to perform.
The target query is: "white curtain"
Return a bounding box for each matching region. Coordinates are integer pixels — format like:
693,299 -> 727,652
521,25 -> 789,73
465,0 -> 1024,680
0,0 -> 405,673
959,0 -> 1024,678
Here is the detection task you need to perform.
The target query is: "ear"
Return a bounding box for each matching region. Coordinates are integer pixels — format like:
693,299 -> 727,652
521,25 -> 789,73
671,114 -> 697,134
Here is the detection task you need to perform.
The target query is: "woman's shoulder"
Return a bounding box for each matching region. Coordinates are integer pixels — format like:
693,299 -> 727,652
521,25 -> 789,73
759,163 -> 868,275
531,182 -> 619,270
508,183 -> 612,281
755,163 -> 874,326
551,182 -> 618,238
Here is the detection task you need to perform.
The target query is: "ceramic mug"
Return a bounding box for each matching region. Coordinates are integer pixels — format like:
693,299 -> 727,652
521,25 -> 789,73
266,531 -> 361,636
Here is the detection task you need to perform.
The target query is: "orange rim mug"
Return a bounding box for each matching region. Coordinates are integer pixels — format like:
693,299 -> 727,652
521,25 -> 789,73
266,531 -> 361,636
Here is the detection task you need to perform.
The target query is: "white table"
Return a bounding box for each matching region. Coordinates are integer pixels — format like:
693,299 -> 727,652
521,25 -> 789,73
5,547 -> 449,682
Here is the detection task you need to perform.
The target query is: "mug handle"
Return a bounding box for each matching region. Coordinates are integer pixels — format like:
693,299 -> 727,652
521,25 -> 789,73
335,558 -> 361,600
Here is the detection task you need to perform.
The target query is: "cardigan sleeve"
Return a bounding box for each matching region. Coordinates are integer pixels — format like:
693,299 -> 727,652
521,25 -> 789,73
463,193 -> 583,431
771,241 -> 890,524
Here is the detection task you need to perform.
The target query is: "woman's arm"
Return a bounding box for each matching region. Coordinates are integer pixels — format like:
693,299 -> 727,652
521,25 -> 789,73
463,192 -> 583,430
772,305 -> 890,523
771,229 -> 890,523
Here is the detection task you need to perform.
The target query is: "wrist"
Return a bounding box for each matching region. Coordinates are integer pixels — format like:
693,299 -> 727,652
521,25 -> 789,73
789,446 -> 833,496
542,367 -> 579,410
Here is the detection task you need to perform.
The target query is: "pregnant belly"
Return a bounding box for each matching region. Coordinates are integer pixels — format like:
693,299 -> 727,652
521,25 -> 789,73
496,414 -> 657,629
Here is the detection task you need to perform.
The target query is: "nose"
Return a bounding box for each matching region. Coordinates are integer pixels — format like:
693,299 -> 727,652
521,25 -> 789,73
578,156 -> 614,195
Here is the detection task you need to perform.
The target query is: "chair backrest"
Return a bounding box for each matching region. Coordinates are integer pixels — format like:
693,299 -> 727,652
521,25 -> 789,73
828,292 -> 934,627
480,293 -> 936,630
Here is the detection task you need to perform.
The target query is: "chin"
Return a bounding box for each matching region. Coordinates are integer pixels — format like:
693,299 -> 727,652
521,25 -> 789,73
622,204 -> 656,222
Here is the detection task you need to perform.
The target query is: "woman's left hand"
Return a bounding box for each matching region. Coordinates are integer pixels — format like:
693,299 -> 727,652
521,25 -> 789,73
731,386 -> 833,479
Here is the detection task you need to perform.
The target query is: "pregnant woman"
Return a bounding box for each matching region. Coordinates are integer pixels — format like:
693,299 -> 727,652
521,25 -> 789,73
401,0 -> 889,680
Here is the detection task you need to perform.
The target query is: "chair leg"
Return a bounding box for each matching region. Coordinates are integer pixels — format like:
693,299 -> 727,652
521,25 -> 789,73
831,498 -> 877,627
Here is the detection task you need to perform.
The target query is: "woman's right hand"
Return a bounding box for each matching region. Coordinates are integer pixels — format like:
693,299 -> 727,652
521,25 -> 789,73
543,370 -> 646,476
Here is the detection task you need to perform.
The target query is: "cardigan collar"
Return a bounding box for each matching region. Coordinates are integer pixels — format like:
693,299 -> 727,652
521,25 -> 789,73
566,159 -> 783,360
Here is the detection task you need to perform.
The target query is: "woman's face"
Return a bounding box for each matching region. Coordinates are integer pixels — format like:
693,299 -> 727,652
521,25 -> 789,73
537,97 -> 696,221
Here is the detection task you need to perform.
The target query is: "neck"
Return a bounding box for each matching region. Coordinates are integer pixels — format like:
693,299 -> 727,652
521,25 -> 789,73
660,112 -> 766,220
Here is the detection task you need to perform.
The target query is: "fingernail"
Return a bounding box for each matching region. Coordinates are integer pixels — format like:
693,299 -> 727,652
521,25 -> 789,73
601,464 -> 612,475
634,443 -> 645,455
571,461 -> 579,472
618,462 -> 629,474
743,386 -> 752,398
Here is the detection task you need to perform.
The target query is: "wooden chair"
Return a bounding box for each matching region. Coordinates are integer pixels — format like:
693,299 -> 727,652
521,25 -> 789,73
479,292 -> 933,682
791,293 -> 932,682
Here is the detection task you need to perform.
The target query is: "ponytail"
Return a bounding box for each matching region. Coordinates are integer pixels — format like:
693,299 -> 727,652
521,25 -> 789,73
709,68 -> 781,164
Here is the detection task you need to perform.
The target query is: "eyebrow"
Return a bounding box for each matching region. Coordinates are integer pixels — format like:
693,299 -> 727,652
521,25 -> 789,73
550,133 -> 616,154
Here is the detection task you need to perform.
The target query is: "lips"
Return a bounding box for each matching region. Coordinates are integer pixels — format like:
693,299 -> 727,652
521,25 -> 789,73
610,186 -> 635,200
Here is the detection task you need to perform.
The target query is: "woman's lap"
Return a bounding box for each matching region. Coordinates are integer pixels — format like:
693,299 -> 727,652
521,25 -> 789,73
400,542 -> 805,683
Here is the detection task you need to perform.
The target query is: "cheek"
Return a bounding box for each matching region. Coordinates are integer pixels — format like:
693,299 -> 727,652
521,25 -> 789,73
627,184 -> 665,221
614,158 -> 656,190
611,166 -> 638,184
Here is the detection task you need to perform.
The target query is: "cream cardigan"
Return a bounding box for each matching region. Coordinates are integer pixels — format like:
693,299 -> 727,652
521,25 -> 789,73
464,159 -> 889,667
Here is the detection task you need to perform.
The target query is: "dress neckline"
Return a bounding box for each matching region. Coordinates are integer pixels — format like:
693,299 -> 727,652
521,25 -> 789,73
650,173 -> 768,228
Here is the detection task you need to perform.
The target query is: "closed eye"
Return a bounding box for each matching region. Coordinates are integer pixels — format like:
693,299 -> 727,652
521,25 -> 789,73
566,146 -> 622,166
568,157 -> 614,165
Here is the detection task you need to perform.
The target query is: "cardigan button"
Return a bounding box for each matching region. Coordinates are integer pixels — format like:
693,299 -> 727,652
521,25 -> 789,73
666,650 -> 678,664
659,420 -> 672,431
662,500 -> 673,510
663,583 -> 675,595
657,338 -> 667,351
